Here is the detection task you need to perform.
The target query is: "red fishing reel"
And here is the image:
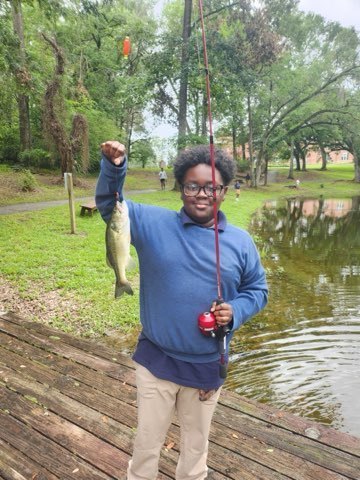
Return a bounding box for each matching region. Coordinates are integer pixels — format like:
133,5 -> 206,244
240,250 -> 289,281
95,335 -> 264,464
198,311 -> 218,337
198,302 -> 230,379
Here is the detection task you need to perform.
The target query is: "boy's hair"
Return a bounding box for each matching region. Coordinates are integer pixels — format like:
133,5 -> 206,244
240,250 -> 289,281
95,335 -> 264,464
173,145 -> 235,186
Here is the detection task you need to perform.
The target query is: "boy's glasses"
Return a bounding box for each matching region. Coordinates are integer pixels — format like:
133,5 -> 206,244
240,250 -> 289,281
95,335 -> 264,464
181,183 -> 224,197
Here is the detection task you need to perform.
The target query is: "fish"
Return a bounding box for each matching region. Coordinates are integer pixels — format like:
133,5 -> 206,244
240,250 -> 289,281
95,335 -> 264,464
105,200 -> 135,298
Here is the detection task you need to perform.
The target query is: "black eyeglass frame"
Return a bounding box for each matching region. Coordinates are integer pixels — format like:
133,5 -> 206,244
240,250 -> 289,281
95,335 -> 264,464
181,183 -> 224,197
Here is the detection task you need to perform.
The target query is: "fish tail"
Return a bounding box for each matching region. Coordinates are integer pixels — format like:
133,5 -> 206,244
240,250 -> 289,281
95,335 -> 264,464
115,282 -> 134,298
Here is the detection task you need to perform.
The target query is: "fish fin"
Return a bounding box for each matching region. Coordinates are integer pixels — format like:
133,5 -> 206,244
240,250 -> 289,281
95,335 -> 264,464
115,282 -> 134,298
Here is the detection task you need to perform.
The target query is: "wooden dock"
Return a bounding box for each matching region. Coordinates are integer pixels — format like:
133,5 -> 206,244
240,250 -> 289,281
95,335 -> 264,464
1,311 -> 359,480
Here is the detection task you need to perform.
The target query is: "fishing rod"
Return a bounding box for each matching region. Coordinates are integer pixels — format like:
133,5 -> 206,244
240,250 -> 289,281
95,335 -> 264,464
197,0 -> 230,379
198,0 -> 222,302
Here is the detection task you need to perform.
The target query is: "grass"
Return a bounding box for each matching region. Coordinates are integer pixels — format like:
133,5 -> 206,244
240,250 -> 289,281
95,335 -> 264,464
1,162 -> 359,338
0,165 -> 167,206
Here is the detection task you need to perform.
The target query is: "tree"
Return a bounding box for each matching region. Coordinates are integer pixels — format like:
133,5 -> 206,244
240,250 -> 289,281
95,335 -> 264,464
177,0 -> 192,148
42,34 -> 88,175
130,138 -> 156,168
199,0 -> 282,185
250,2 -> 360,185
335,89 -> 360,182
287,139 -> 294,179
1,0 -> 359,184
9,0 -> 31,151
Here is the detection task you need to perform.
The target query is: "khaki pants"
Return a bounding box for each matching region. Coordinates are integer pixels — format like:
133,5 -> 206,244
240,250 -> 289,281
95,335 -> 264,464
127,363 -> 221,480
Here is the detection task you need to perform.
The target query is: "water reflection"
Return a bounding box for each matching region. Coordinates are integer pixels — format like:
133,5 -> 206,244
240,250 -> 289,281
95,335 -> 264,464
227,196 -> 360,436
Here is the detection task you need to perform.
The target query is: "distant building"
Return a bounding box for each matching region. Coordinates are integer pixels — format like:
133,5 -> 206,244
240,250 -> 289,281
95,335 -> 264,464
219,136 -> 353,166
306,149 -> 353,165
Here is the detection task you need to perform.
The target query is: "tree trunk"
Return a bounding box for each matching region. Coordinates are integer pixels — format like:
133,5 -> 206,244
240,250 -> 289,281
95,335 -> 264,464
232,123 -> 237,163
11,0 -> 31,151
295,152 -> 301,170
263,152 -> 269,186
18,94 -> 31,151
301,150 -> 307,171
319,143 -> 327,170
247,93 -> 255,187
177,0 -> 192,149
241,141 -> 246,161
288,139 -> 295,179
201,93 -> 207,137
126,111 -> 134,162
354,151 -> 360,183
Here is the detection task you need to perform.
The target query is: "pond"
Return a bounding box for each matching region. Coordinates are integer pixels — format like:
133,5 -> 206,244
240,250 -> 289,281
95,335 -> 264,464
227,196 -> 360,437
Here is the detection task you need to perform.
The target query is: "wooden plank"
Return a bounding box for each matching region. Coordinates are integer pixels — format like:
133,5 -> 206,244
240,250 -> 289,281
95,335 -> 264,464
1,311 -> 135,368
1,388 -> 128,478
0,362 -> 174,480
0,360 -> 137,452
0,413 -> 112,480
219,389 -> 360,458
0,327 -> 134,396
208,418 -> 355,480
0,438 -> 58,480
0,317 -> 128,379
0,331 -> 137,406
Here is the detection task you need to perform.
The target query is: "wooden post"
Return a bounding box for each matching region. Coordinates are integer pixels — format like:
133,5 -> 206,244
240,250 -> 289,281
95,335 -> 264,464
65,172 -> 76,234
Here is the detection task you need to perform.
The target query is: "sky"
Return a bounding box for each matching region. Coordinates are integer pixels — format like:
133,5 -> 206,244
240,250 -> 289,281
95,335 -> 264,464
298,0 -> 360,30
155,0 -> 360,30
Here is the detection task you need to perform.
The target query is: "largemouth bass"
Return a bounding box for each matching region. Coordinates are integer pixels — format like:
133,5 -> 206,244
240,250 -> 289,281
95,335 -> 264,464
106,200 -> 134,298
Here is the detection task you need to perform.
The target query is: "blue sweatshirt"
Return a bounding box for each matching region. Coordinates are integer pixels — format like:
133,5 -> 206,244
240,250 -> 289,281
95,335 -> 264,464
95,156 -> 268,365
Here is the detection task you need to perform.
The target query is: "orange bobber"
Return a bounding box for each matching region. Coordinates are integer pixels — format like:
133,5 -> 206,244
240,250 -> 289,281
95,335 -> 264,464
123,36 -> 131,59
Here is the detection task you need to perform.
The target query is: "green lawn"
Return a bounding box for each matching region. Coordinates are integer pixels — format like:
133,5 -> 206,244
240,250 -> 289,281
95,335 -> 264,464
1,163 -> 359,337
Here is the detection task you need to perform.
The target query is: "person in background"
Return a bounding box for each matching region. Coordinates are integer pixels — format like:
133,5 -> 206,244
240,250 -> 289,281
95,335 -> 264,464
245,172 -> 251,186
159,167 -> 167,190
234,179 -> 241,201
95,141 -> 268,480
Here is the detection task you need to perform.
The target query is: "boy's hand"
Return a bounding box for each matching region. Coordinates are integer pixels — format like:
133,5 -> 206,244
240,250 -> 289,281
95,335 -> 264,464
210,301 -> 233,327
198,388 -> 218,401
101,141 -> 126,166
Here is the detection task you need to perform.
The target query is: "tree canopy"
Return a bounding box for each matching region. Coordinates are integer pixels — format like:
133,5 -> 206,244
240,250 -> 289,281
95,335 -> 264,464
0,0 -> 359,180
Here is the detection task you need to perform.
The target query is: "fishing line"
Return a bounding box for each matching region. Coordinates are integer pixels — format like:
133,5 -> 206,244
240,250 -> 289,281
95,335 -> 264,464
197,0 -> 223,302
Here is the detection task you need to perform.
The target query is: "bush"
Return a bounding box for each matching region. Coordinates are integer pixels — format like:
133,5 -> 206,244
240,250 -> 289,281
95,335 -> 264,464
19,148 -> 52,169
0,127 -> 20,163
20,169 -> 38,191
236,159 -> 250,172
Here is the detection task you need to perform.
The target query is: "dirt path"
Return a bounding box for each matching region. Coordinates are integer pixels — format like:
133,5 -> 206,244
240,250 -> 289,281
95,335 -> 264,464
0,190 -> 156,215
0,197 -> 94,215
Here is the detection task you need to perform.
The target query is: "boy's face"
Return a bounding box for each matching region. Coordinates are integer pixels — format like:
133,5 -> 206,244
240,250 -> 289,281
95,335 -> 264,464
180,164 -> 227,227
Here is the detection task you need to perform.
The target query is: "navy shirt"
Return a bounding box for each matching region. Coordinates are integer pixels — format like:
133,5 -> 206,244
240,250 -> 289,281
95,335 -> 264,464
133,335 -> 225,390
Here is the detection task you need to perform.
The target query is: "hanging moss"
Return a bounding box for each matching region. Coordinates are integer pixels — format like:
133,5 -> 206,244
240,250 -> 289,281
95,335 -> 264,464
42,34 -> 88,178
